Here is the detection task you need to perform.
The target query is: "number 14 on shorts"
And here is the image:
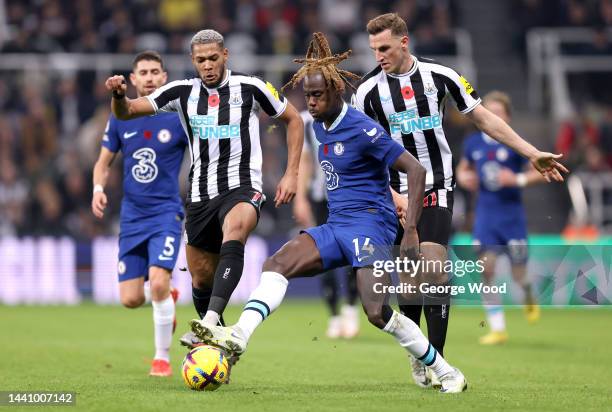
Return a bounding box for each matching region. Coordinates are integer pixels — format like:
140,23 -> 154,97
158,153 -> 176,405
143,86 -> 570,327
353,237 -> 375,262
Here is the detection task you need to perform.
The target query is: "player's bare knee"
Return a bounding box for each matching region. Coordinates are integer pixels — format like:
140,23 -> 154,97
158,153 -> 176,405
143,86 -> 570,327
149,277 -> 170,300
223,223 -> 248,243
120,294 -> 144,308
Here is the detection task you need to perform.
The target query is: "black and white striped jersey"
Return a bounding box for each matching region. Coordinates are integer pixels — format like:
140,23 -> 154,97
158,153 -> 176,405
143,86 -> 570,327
353,56 -> 481,201
146,69 -> 288,202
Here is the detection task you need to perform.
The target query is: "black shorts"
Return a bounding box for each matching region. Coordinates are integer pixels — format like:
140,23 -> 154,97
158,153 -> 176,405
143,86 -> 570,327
395,189 -> 454,246
185,187 -> 265,253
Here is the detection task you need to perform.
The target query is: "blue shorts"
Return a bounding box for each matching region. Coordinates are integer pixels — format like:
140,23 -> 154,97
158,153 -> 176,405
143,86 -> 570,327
303,211 -> 396,271
473,208 -> 528,264
118,213 -> 183,282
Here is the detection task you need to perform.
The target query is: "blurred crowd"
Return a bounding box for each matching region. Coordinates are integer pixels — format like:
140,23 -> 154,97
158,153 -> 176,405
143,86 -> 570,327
513,0 -> 612,56
555,104 -> 612,172
0,0 -> 461,238
0,0 -> 611,238
2,0 -> 459,55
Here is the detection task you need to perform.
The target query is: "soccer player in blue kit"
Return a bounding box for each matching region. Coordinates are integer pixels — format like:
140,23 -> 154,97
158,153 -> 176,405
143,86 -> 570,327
191,33 -> 470,393
92,51 -> 187,377
457,91 -> 545,345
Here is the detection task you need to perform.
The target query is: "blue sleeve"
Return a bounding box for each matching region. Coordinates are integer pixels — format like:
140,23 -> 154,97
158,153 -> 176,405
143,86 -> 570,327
101,116 -> 120,153
362,124 -> 405,167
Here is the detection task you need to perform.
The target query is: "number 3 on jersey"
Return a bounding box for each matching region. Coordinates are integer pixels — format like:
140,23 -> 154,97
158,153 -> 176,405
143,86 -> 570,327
320,160 -> 339,191
132,148 -> 158,183
353,237 -> 374,262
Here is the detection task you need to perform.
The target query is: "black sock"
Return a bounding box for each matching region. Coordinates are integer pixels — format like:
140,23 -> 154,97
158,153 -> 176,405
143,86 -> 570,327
423,293 -> 451,356
192,286 -> 211,320
399,304 -> 422,327
321,271 -> 339,315
346,269 -> 358,306
209,240 -> 245,316
192,286 -> 226,325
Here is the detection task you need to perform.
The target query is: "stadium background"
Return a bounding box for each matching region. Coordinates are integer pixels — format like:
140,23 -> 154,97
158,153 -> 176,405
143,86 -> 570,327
1,2 -> 611,411
2,0 -> 612,305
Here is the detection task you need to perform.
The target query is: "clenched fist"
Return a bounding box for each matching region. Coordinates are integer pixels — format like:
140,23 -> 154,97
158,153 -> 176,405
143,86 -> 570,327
105,75 -> 127,97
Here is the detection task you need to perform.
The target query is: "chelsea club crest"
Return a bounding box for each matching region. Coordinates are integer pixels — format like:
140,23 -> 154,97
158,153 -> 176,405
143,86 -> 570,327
334,142 -> 344,156
157,129 -> 171,143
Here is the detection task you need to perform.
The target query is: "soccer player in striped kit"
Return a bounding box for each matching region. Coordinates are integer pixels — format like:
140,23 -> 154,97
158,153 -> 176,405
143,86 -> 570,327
353,13 -> 567,388
191,32 -> 470,393
104,30 -> 304,349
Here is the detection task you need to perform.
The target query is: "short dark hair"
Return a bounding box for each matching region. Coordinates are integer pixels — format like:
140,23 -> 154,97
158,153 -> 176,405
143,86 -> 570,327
366,13 -> 408,37
132,50 -> 164,71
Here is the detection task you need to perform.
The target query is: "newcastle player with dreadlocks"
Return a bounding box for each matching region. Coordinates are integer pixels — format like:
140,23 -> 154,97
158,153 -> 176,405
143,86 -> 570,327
191,32 -> 469,393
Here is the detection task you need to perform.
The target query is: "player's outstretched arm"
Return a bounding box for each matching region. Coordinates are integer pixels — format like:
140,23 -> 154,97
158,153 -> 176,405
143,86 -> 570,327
274,102 -> 305,207
391,151 -> 426,260
105,75 -> 155,120
466,105 -> 569,182
91,147 -> 117,219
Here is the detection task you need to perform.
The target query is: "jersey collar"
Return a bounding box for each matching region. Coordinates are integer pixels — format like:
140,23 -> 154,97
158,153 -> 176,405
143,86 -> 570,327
203,69 -> 230,91
386,55 -> 419,78
323,102 -> 348,132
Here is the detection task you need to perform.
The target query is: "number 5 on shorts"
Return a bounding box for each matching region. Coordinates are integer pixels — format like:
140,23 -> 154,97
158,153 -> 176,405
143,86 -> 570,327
162,236 -> 176,258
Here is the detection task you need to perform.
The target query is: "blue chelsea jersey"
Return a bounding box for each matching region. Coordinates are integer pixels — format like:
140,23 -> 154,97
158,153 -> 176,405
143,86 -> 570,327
312,103 -> 405,219
463,131 -> 528,208
102,113 -> 188,219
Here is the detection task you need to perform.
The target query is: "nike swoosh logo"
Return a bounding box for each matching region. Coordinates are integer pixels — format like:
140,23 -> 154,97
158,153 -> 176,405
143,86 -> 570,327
363,128 -> 377,137
357,256 -> 366,262
158,256 -> 173,261
123,131 -> 138,139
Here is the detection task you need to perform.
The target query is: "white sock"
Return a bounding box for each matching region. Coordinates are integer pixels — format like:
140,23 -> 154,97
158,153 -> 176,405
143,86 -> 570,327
143,283 -> 151,303
383,310 -> 453,377
203,310 -> 220,326
235,271 -> 288,341
152,295 -> 174,361
485,305 -> 506,332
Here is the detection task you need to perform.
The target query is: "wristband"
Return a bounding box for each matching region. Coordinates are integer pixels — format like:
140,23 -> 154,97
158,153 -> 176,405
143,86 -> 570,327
112,90 -> 125,99
516,173 -> 527,188
93,184 -> 104,194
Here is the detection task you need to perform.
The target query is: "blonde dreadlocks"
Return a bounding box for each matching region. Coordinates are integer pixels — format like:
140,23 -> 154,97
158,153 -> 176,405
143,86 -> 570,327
281,32 -> 361,93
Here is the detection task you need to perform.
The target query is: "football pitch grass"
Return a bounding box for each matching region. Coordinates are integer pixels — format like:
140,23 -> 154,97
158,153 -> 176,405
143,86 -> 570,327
1,302 -> 610,411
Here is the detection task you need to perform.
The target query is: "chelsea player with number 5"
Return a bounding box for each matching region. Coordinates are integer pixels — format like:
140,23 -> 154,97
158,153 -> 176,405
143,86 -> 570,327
92,51 -> 187,377
191,33 -> 469,393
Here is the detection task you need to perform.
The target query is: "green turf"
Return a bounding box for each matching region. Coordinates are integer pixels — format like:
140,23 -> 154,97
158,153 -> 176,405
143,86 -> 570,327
0,302 -> 610,411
